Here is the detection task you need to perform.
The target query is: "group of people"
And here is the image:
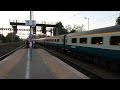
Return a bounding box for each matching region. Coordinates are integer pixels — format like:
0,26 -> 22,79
25,39 -> 35,48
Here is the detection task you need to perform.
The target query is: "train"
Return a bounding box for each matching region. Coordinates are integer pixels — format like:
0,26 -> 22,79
35,25 -> 120,71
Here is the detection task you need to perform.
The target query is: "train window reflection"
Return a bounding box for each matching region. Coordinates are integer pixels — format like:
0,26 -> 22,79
91,37 -> 103,44
57,39 -> 59,42
80,38 -> 87,44
110,36 -> 120,45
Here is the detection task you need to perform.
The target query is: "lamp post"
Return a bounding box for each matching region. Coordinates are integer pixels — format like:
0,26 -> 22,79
85,17 -> 89,30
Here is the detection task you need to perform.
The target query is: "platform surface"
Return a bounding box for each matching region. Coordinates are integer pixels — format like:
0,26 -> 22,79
0,49 -> 90,79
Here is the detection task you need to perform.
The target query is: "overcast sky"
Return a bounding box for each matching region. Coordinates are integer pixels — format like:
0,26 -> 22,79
0,11 -> 120,38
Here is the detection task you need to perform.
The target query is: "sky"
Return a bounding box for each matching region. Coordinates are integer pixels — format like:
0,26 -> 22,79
0,11 -> 120,39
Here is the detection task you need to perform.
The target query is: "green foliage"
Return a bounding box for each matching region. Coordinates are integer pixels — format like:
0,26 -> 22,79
65,24 -> 84,34
0,33 -> 21,43
53,22 -> 68,36
0,34 -> 5,43
69,30 -> 77,33
53,22 -> 84,35
116,15 -> 120,25
5,33 -> 13,43
14,35 -> 21,42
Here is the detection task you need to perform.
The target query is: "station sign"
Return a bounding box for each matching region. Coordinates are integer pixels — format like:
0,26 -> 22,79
25,20 -> 36,26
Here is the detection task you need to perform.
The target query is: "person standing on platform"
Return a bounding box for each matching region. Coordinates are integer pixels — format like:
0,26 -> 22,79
25,39 -> 30,48
32,40 -> 35,48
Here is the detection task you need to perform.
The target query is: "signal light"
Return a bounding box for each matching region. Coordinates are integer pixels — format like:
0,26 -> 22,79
42,25 -> 46,34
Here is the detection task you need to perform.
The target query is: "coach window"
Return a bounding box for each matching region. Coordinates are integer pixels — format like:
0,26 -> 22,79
91,37 -> 103,44
71,38 -> 77,43
57,39 -> 59,42
80,38 -> 87,44
110,36 -> 120,45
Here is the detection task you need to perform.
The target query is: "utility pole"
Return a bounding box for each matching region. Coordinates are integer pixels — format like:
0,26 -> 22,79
25,11 -> 36,59
29,11 -> 36,58
29,11 -> 32,59
85,17 -> 89,30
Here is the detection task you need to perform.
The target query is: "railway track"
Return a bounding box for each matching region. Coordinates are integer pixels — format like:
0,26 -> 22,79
35,44 -> 120,79
0,42 -> 24,56
0,43 -> 25,61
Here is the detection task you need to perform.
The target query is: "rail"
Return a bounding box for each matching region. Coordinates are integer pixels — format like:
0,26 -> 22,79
36,44 -> 120,79
0,44 -> 25,61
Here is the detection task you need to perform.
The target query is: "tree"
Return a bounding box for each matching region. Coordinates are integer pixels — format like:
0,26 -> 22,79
65,24 -> 84,33
5,33 -> 21,43
14,35 -> 21,42
5,33 -> 13,43
0,34 -> 5,43
53,22 -> 68,36
72,24 -> 84,32
65,24 -> 72,32
116,15 -> 120,25
69,30 -> 76,33
76,24 -> 84,32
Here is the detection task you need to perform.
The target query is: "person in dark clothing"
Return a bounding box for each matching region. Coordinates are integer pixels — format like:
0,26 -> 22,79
26,39 -> 30,48
32,40 -> 35,48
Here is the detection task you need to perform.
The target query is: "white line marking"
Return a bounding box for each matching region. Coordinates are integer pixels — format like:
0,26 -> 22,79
25,49 -> 30,79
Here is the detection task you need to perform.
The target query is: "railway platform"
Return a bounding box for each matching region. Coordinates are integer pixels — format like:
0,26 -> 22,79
0,48 -> 90,79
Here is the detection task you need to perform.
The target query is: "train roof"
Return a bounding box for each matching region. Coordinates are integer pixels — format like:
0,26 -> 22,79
45,34 -> 65,38
66,25 -> 120,37
34,38 -> 46,40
